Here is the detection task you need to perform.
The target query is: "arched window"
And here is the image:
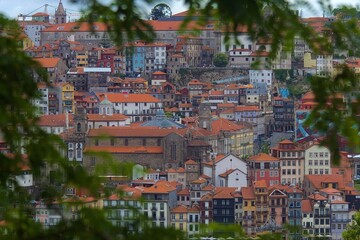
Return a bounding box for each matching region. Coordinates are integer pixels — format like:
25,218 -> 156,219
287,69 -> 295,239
77,123 -> 81,132
76,143 -> 82,159
170,142 -> 177,160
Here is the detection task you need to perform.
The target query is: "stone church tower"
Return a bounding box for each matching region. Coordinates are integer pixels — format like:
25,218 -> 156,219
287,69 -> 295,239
63,106 -> 88,163
198,101 -> 212,131
55,0 -> 67,24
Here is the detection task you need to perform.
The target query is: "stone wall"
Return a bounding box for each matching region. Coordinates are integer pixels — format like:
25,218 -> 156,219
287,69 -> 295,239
174,67 -> 249,87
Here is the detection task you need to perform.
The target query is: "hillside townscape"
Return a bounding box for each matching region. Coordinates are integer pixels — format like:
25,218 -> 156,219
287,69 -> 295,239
3,0 -> 360,239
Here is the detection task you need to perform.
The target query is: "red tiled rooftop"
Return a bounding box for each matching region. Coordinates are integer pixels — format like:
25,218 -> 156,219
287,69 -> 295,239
84,146 -> 163,154
241,187 -> 255,200
96,93 -> 160,103
87,114 -> 129,121
248,153 -> 279,162
302,199 -> 313,213
34,57 -> 60,68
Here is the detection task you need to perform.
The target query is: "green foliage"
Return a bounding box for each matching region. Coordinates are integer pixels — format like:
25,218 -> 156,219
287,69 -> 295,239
274,69 -> 293,82
343,211 -> 360,240
305,66 -> 360,165
213,53 -> 229,67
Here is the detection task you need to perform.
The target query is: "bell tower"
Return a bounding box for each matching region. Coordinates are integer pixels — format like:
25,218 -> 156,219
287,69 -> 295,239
74,106 -> 88,134
55,0 -> 67,24
198,101 -> 212,131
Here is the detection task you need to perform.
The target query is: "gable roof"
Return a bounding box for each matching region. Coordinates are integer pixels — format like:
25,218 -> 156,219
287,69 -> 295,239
304,174 -> 345,190
248,153 -> 279,161
34,57 -> 61,68
38,114 -> 74,127
143,180 -> 176,194
211,118 -> 244,134
213,187 -> 237,199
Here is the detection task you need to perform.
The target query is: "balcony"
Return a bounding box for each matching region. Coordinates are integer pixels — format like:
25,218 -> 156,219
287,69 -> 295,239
314,213 -> 331,218
332,218 -> 351,223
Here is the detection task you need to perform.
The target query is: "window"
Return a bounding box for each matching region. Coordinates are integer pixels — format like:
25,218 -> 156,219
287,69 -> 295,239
170,142 -> 177,160
125,139 -> 128,146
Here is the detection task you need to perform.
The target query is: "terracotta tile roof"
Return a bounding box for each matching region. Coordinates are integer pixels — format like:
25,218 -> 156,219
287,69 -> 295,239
143,180 -> 176,194
88,126 -> 185,137
320,187 -> 342,194
171,204 -> 188,213
241,187 -> 255,200
188,79 -> 204,85
177,188 -> 190,195
152,71 -> 166,75
177,167 -> 186,173
249,153 -> 279,162
96,93 -> 160,103
179,103 -> 192,108
34,57 -> 61,68
224,84 -> 239,90
301,91 -> 315,101
211,118 -> 244,134
167,168 -> 176,173
268,184 -> 302,194
200,174 -> 211,179
185,159 -> 197,165
308,193 -> 327,201
200,192 -> 213,201
220,108 -> 235,115
42,22 -> 107,32
234,105 -> 260,112
87,114 -> 129,121
190,128 -> 213,138
304,174 -> 345,190
219,169 -> 236,178
84,146 -> 163,154
188,204 -> 200,212
279,139 -> 293,144
253,180 -> 267,188
217,103 -> 235,108
301,199 -> 313,213
209,90 -> 224,96
192,178 -> 207,184
38,114 -> 74,127
213,187 -> 237,199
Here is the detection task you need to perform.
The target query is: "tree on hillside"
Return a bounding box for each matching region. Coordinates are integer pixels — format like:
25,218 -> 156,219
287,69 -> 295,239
213,53 -> 229,67
342,211 -> 360,240
149,3 -> 172,20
